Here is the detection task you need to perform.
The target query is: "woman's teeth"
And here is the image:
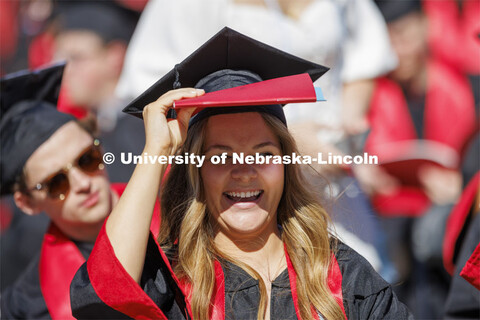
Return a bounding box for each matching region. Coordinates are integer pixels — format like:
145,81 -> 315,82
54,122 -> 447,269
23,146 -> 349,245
224,190 -> 263,202
226,190 -> 261,198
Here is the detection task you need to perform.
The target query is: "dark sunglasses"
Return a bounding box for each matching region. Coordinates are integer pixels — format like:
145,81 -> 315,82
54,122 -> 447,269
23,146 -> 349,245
29,140 -> 105,200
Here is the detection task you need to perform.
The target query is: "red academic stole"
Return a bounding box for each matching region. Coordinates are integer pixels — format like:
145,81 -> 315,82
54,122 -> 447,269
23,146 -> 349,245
443,172 -> 480,274
460,244 -> 480,290
39,183 -> 129,319
39,223 -> 85,320
206,245 -> 346,320
89,223 -> 346,319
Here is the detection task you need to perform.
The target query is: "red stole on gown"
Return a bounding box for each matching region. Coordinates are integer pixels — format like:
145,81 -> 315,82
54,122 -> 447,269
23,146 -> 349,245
443,172 -> 479,275
88,222 -> 347,320
39,183 -> 161,319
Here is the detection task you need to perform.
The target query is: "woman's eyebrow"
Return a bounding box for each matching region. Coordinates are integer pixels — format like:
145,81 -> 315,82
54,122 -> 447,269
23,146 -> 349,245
253,141 -> 279,149
205,141 -> 279,153
204,145 -> 232,153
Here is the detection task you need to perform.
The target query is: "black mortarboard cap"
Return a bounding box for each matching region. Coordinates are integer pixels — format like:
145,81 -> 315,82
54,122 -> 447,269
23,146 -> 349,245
188,69 -> 288,125
1,62 -> 65,114
122,27 -> 328,125
375,0 -> 422,23
56,1 -> 139,43
0,63 -> 75,195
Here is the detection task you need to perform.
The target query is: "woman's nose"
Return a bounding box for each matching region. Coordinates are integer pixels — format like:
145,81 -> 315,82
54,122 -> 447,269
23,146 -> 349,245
231,164 -> 258,182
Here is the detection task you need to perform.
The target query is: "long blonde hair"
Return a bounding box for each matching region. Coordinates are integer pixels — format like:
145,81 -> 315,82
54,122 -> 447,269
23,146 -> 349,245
159,113 -> 344,320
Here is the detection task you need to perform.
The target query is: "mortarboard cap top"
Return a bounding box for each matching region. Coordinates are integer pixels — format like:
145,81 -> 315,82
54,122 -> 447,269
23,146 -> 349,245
189,69 -> 286,126
0,63 -> 75,195
122,27 -> 329,125
1,62 -> 65,115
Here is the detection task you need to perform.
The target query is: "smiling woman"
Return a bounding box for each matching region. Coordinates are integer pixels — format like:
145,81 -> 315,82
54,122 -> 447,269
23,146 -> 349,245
160,109 -> 337,319
201,113 -> 284,237
70,28 -> 412,320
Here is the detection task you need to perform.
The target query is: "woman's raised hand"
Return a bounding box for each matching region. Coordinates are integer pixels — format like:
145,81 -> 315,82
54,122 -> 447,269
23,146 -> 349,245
142,88 -> 204,154
105,88 -> 203,283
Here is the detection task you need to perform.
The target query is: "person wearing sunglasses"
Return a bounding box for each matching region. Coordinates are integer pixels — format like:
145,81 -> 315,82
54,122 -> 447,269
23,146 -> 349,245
0,64 -> 128,319
25,141 -> 104,201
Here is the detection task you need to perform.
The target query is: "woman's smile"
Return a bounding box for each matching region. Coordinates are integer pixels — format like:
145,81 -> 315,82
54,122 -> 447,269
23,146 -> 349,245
223,189 -> 264,209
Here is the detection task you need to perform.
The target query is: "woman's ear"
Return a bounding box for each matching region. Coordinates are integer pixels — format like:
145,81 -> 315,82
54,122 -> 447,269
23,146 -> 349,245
13,191 -> 41,215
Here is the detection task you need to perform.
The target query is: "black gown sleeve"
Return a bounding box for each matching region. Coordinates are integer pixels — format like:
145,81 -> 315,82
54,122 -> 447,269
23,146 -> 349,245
70,263 -> 130,319
1,254 -> 50,320
335,242 -> 414,320
70,228 -> 188,320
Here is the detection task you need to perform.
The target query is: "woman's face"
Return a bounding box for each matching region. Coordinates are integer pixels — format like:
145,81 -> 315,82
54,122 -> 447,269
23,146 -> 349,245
201,112 -> 284,241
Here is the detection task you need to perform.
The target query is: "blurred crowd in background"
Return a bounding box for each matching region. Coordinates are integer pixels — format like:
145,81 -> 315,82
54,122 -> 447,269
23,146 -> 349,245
1,0 -> 478,319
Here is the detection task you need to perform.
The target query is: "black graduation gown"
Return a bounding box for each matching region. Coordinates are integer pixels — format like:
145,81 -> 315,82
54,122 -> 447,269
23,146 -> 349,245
70,224 -> 413,320
1,240 -> 93,320
1,184 -> 128,320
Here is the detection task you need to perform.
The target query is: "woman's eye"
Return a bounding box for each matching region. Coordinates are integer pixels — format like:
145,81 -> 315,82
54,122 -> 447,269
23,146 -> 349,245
258,152 -> 274,157
206,153 -> 234,164
223,154 -> 234,163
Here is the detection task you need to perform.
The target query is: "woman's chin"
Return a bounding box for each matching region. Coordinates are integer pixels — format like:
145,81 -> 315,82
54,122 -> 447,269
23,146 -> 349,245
219,210 -> 273,238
